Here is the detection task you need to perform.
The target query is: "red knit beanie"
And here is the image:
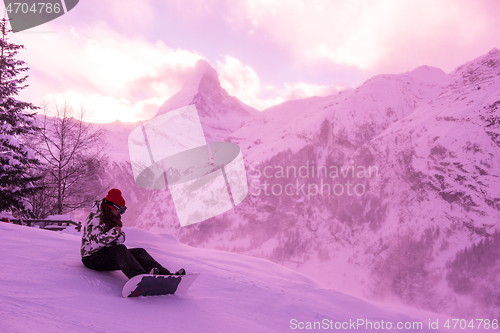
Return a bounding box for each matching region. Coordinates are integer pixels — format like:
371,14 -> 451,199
105,188 -> 126,209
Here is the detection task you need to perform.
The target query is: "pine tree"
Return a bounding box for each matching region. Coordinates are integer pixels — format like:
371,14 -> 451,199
0,18 -> 40,215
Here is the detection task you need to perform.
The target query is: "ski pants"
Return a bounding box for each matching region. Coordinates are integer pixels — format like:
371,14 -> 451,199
82,245 -> 171,278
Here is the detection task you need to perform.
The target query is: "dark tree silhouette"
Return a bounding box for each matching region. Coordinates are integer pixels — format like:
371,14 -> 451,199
0,18 -> 40,216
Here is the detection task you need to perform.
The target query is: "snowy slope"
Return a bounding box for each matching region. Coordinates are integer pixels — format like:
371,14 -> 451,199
0,222 -> 455,333
101,120 -> 141,162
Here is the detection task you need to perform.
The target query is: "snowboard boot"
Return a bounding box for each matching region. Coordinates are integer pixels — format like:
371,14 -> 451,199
174,268 -> 186,275
149,267 -> 160,275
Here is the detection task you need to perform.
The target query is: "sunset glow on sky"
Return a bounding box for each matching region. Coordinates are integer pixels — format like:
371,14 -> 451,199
6,0 -> 500,123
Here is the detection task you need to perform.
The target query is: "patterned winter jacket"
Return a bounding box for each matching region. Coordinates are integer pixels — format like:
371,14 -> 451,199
80,200 -> 126,257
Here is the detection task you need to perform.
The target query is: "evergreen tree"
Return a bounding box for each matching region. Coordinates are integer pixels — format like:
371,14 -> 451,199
0,18 -> 40,215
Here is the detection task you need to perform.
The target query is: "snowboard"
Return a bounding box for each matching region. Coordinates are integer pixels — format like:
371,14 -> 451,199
122,273 -> 200,298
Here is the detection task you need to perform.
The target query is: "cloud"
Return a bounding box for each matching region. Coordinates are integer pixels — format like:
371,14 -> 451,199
281,82 -> 344,101
76,26 -> 203,96
95,0 -> 155,30
241,0 -> 500,74
43,91 -> 165,123
217,55 -> 342,110
10,0 -> 500,121
13,22 -> 205,123
217,56 -> 263,106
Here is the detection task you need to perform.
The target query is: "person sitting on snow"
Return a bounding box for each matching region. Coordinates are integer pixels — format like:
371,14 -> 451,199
80,188 -> 185,278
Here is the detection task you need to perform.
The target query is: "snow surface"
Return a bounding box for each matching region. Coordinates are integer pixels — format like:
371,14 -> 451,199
0,222 -> 459,333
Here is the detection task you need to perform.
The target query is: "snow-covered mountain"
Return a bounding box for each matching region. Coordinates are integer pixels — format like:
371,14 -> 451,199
93,59 -> 259,228
229,64 -> 452,164
2,222 -> 455,333
156,59 -> 258,142
97,49 -> 500,318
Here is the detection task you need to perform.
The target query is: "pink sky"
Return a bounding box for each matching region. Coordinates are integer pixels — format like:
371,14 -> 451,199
7,0 -> 500,123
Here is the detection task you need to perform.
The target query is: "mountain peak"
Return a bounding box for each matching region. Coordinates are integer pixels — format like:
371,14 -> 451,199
405,65 -> 451,85
192,59 -> 218,82
488,47 -> 500,56
450,48 -> 500,85
172,59 -> 219,98
155,59 -> 257,141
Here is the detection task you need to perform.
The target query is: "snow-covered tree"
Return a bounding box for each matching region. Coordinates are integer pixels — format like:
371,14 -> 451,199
0,18 -> 40,215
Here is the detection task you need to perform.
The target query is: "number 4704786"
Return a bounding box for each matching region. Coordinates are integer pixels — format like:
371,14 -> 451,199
444,319 -> 499,330
6,2 -> 62,14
